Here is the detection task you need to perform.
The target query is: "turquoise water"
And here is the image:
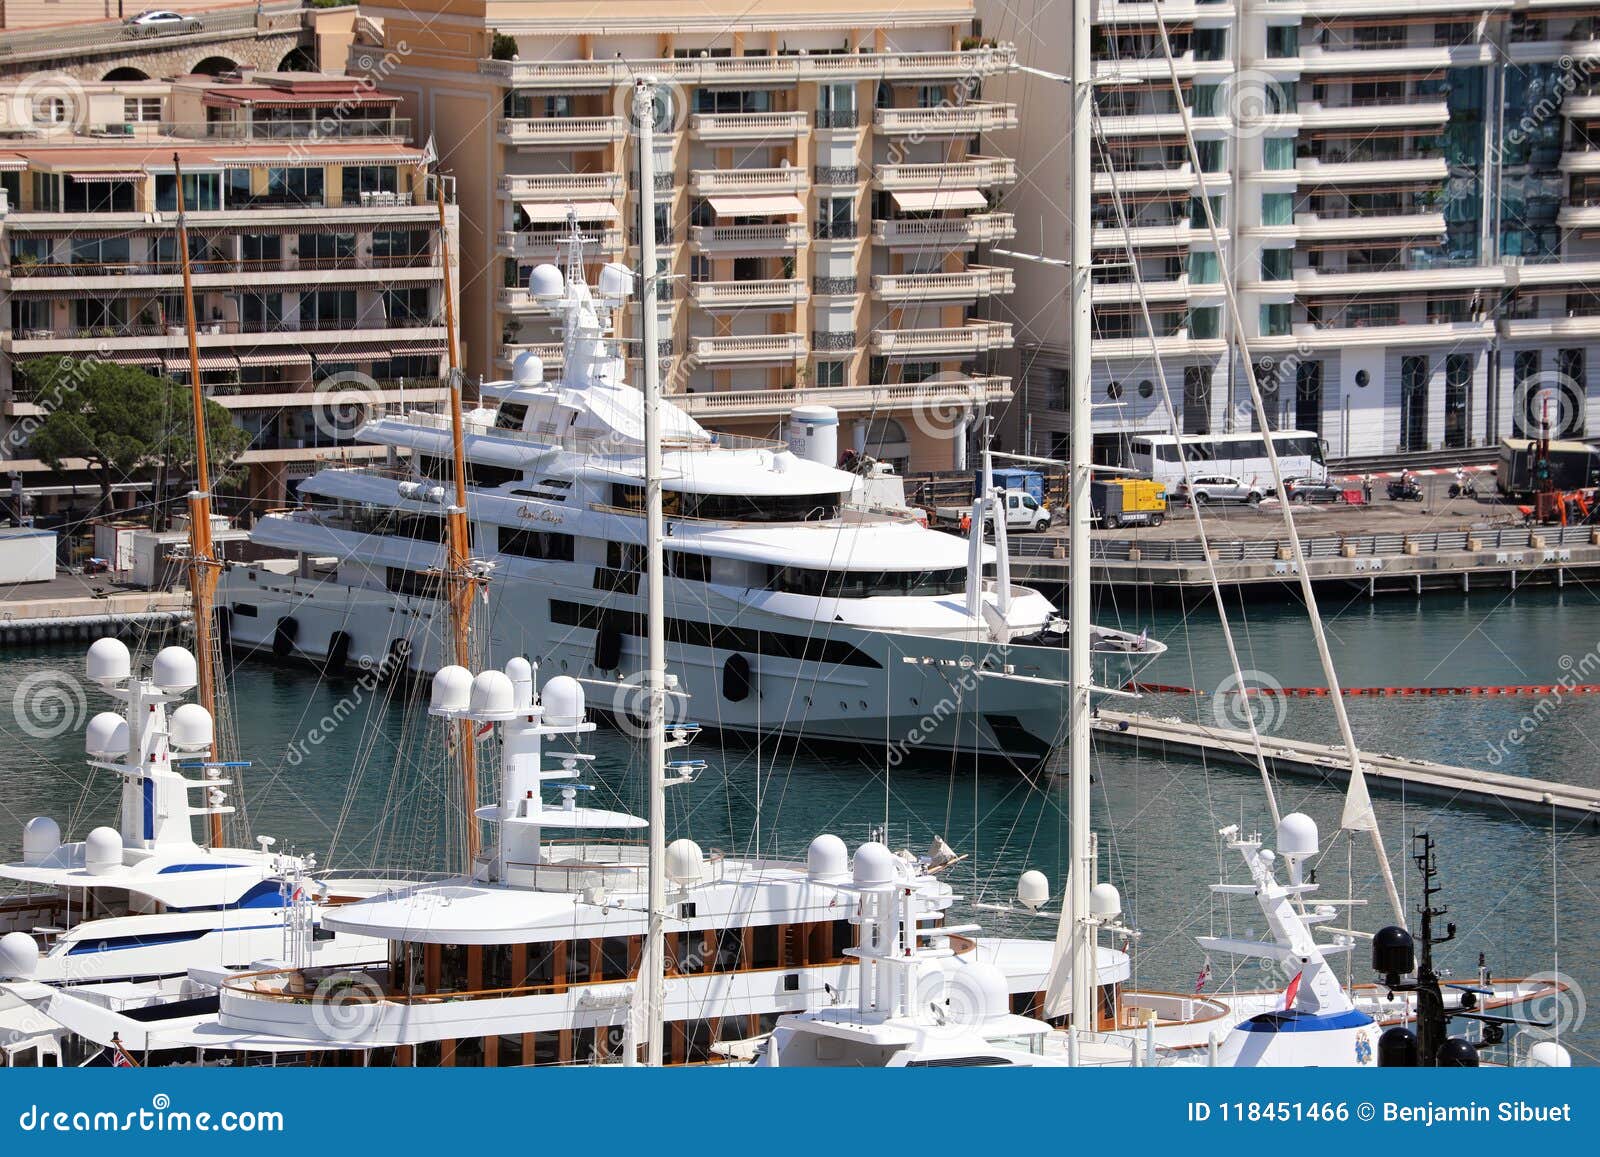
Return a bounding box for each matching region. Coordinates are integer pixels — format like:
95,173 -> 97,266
1,586 -> 1596,1062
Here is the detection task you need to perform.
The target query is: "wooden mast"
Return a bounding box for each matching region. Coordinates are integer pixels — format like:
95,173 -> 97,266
434,177 -> 482,872
172,154 -> 224,848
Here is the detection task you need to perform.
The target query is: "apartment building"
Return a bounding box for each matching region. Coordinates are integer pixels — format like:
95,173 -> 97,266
984,0 -> 1600,464
357,0 -> 1018,473
0,71 -> 457,509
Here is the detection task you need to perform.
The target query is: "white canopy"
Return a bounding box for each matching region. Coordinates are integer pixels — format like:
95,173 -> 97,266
518,199 -> 618,222
708,194 -> 806,217
890,189 -> 988,212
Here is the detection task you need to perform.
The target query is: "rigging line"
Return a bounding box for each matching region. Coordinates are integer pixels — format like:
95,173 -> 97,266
1147,5 -> 1405,923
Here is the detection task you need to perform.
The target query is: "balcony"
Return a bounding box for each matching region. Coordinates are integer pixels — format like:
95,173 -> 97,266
1290,262 -> 1502,296
1091,276 -> 1198,305
689,222 -> 809,252
498,117 -> 628,148
689,279 -> 807,309
482,46 -> 1018,87
813,165 -> 862,188
1557,204 -> 1600,230
498,172 -> 624,200
689,111 -> 809,141
874,156 -> 1016,191
873,103 -> 1018,136
871,266 -> 1014,302
1296,100 -> 1449,130
1292,211 -> 1446,241
1291,317 -> 1496,348
1091,221 -> 1193,248
1090,330 -> 1225,360
499,226 -> 625,262
687,333 -> 807,364
870,322 -> 1012,358
0,254 -> 441,293
1296,40 -> 1493,76
872,213 -> 1016,249
1095,112 -> 1232,138
671,375 -> 1013,418
689,167 -> 808,197
1092,163 -> 1194,194
1294,156 -> 1448,185
1499,313 -> 1600,341
1,317 -> 447,357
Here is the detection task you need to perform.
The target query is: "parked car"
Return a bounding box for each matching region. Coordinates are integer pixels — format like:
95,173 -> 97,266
124,10 -> 201,36
1282,476 -> 1345,504
1173,475 -> 1265,505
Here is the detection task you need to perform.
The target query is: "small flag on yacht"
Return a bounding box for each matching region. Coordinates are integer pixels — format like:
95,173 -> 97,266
111,1034 -> 139,1068
1284,970 -> 1303,1010
1195,957 -> 1211,993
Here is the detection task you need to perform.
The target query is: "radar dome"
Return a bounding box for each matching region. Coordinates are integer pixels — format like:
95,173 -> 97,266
1090,882 -> 1123,918
665,839 -> 705,885
468,670 -> 516,717
85,637 -> 131,684
541,676 -> 585,726
1276,812 -> 1319,858
85,711 -> 129,758
152,645 -> 198,692
1017,870 -> 1050,911
527,263 -> 564,298
1526,1041 -> 1573,1068
84,826 -> 123,875
22,816 -> 61,865
597,262 -> 635,300
168,703 -> 215,751
806,834 -> 849,882
0,932 -> 39,980
852,841 -> 898,887
504,657 -> 535,708
511,352 -> 543,386
430,665 -> 473,714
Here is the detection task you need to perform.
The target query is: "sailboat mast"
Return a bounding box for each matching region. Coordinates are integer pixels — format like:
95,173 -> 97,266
172,154 -> 223,848
435,179 -> 480,872
634,77 -> 669,1068
1066,0 -> 1097,1035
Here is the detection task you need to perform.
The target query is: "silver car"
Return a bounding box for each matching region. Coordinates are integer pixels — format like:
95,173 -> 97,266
1175,474 -> 1266,505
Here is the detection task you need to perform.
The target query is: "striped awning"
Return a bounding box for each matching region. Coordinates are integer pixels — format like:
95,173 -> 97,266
164,353 -> 241,373
67,171 -> 145,183
103,352 -> 164,368
236,350 -> 313,368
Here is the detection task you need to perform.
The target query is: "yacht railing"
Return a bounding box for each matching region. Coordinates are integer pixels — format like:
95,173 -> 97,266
366,406 -> 787,455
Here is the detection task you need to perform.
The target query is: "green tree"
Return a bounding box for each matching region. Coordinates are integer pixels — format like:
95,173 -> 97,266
19,357 -> 250,518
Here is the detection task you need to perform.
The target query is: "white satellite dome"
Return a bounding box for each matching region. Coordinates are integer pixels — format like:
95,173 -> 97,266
22,816 -> 61,865
84,826 -> 123,875
1090,881 -> 1123,918
84,711 -> 128,758
511,351 -> 543,385
665,839 -> 705,885
597,261 -> 634,300
469,670 -> 516,717
527,263 -> 564,298
430,665 -> 473,714
806,833 -> 849,882
1526,1040 -> 1573,1067
152,645 -> 198,692
504,657 -> 535,708
852,841 -> 898,887
1017,869 -> 1050,911
919,960 -> 1011,1028
1276,812 -> 1319,858
85,636 -> 131,684
0,931 -> 40,980
541,675 -> 585,726
168,703 -> 215,751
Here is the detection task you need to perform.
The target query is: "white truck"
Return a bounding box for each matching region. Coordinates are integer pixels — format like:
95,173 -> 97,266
931,488 -> 1052,534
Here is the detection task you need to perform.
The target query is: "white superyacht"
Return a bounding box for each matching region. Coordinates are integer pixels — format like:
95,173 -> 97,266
218,224 -> 1162,769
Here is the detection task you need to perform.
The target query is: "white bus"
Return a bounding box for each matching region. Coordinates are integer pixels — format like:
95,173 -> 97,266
1127,430 -> 1330,488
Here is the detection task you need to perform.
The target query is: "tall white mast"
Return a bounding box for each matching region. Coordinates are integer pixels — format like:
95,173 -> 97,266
633,76 -> 669,1068
1066,0 -> 1097,1039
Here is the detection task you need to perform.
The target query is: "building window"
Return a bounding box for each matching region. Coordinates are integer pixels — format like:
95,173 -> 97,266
1260,248 -> 1293,281
1262,137 -> 1295,170
123,97 -> 163,123
1444,353 -> 1472,448
1260,303 -> 1292,336
1193,28 -> 1228,61
155,171 -> 222,211
1261,192 -> 1294,226
1194,139 -> 1224,172
814,359 -> 846,388
1188,250 -> 1220,284
1183,366 -> 1212,434
1188,306 -> 1221,340
1266,25 -> 1299,58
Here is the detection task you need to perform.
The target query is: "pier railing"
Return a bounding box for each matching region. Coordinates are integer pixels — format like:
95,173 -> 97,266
1014,523 -> 1600,563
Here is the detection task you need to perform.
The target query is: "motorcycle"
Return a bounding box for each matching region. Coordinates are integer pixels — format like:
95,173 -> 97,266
1447,471 -> 1479,500
1386,477 -> 1425,502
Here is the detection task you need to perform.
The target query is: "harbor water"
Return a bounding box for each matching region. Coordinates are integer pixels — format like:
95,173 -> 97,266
2,587 -> 1596,1063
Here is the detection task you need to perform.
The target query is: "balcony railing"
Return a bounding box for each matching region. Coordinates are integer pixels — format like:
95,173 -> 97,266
671,375 -> 1012,417
811,330 -> 857,351
871,266 -> 1015,300
813,218 -> 858,240
500,227 -> 625,258
83,118 -> 411,142
689,167 -> 808,196
499,116 -> 628,145
816,109 -> 860,130
482,47 -> 1017,87
689,222 -> 809,251
870,322 -> 1013,357
689,279 -> 807,308
873,103 -> 1018,135
497,172 -> 625,198
873,156 -> 1016,190
812,275 -> 859,295
688,333 -> 808,362
871,213 -> 1017,246
813,165 -> 861,186
689,111 -> 809,139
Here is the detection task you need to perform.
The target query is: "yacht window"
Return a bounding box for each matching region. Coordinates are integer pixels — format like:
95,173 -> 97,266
669,552 -> 710,582
611,483 -> 683,515
683,491 -> 840,522
495,402 -> 528,430
469,462 -> 523,489
495,1034 -> 524,1067
499,527 -> 575,561
765,565 -> 967,598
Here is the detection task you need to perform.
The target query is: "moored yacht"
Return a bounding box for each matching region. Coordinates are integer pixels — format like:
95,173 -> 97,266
0,638 -> 396,1067
218,221 -> 1162,770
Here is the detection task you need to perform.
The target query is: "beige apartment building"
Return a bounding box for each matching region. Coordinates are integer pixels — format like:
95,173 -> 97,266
357,0 -> 1019,472
0,71 -> 458,509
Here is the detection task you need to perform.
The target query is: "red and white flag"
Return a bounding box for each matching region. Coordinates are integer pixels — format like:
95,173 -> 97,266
1283,970 -> 1304,1010
1194,957 -> 1212,993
